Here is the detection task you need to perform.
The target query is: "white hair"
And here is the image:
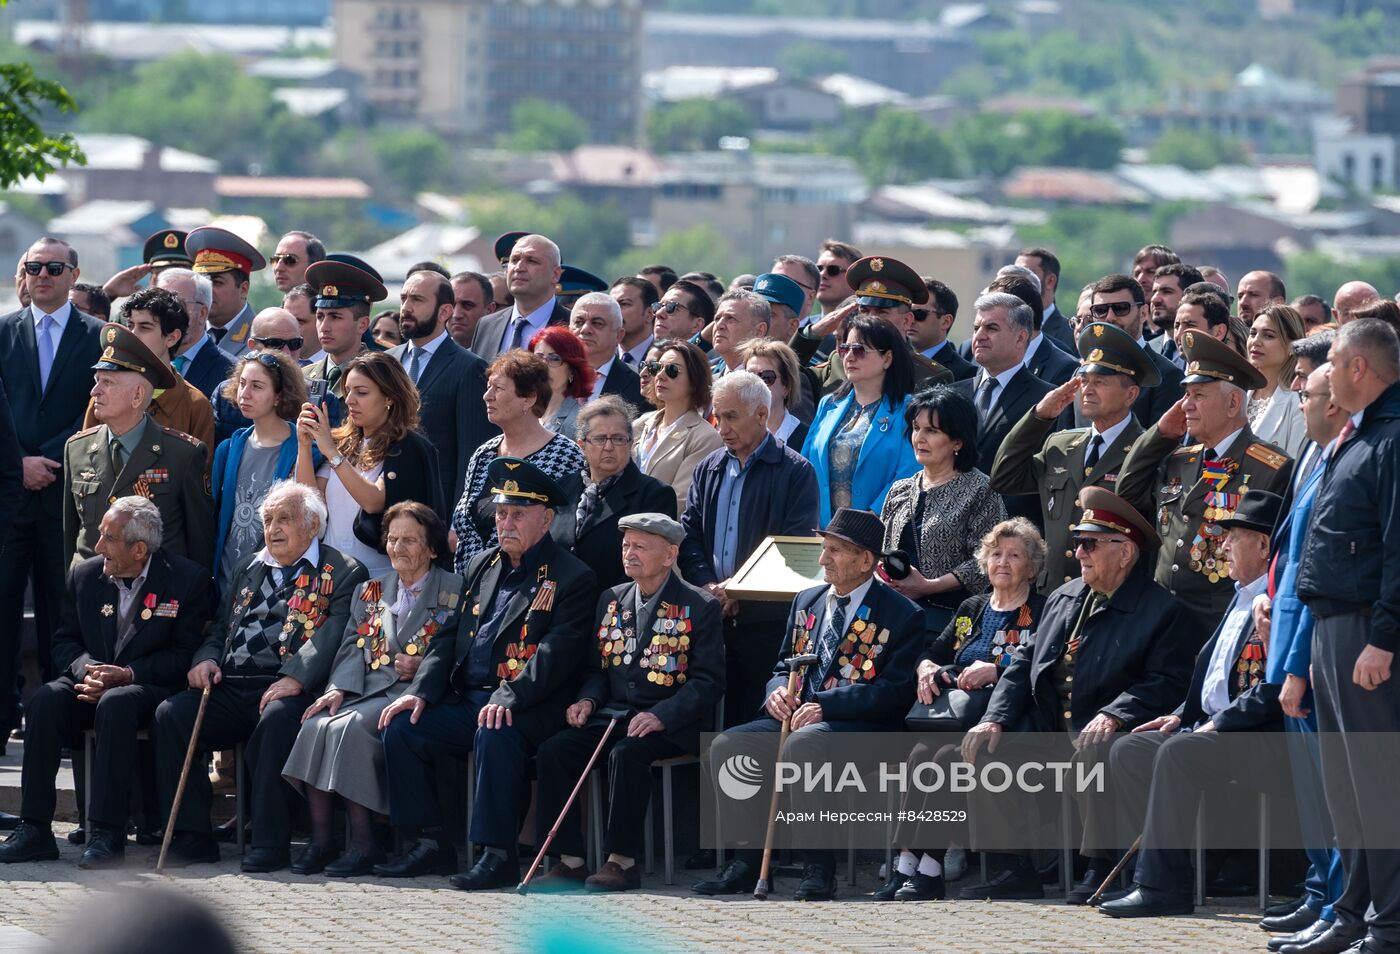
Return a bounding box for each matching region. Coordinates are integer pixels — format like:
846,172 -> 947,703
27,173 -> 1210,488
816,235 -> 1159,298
157,267 -> 212,309
713,369 -> 771,413
996,263 -> 1042,295
107,496 -> 162,550
261,480 -> 327,536
573,292 -> 623,330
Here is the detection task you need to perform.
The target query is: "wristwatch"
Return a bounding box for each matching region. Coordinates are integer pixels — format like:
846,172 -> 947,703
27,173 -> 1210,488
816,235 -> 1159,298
328,453 -> 345,469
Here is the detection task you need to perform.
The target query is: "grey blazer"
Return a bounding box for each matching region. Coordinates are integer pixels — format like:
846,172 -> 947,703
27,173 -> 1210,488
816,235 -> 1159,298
632,409 -> 724,511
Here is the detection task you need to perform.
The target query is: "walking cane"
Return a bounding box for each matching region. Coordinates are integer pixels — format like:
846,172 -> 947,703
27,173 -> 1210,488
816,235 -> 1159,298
754,652 -> 820,901
1086,834 -> 1143,906
517,714 -> 622,894
157,685 -> 212,872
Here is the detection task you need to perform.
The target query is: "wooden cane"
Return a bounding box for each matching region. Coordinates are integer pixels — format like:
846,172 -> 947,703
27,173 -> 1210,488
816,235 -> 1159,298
754,655 -> 817,900
517,716 -> 620,894
157,685 -> 212,872
1086,834 -> 1143,906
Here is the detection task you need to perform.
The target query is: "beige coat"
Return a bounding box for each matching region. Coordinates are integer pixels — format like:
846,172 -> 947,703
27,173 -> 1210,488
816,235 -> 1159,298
632,408 -> 723,511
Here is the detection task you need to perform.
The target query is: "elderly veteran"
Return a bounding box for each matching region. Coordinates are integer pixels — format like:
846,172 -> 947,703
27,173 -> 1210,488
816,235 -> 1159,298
990,321 -> 1153,594
375,458 -> 597,887
0,497 -> 210,868
150,481 -> 367,871
956,488 -> 1196,902
529,513 -> 724,892
283,502 -> 463,877
63,322 -> 213,570
1116,330 -> 1294,636
694,508 -> 923,901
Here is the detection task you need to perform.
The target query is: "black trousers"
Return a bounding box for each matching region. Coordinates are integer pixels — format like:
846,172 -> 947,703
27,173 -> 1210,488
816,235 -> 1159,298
534,720 -> 685,861
1313,612 -> 1400,945
891,740 -> 968,857
153,681 -> 310,850
0,511 -> 66,725
20,676 -> 169,829
722,610 -> 784,729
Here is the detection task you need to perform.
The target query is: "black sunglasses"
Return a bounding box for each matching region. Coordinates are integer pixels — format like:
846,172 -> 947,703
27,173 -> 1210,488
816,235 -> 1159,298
1090,301 -> 1137,318
650,300 -> 691,316
252,336 -> 304,352
837,343 -> 886,359
1071,534 -> 1129,552
23,261 -> 74,277
269,254 -> 300,266
754,369 -> 779,386
641,361 -> 682,379
819,264 -> 846,277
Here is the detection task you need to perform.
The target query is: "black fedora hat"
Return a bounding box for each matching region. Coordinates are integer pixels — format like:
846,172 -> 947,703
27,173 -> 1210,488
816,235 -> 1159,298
817,508 -> 885,557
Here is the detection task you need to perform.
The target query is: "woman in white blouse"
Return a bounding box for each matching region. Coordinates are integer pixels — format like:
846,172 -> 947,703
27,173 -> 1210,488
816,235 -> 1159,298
1245,304 -> 1307,458
632,338 -> 722,510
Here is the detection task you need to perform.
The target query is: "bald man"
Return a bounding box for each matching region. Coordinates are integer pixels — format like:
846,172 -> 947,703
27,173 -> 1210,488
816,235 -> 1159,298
469,234 -> 570,362
1334,281 -> 1381,325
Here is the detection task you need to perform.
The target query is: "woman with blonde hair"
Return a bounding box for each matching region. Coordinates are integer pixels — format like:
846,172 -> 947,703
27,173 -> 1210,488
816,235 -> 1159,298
1246,303 -> 1307,457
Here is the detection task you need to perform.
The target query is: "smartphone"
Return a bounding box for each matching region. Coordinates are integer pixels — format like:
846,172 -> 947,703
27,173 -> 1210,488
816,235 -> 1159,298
307,379 -> 328,406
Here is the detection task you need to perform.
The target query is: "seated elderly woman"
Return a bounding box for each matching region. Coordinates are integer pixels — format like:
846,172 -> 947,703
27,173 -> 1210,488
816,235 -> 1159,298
282,502 -> 463,877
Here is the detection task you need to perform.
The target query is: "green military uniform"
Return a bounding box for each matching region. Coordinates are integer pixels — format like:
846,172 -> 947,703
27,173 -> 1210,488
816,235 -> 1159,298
989,321 -> 1157,593
1115,331 -> 1293,636
63,324 -> 213,569
302,253 -> 387,404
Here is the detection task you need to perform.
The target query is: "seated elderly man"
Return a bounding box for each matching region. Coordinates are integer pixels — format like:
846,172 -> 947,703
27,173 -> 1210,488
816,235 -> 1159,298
0,497 -> 210,868
375,457 -> 597,887
530,513 -> 724,892
958,488 -> 1196,902
151,481 -> 366,871
1099,493 -> 1287,919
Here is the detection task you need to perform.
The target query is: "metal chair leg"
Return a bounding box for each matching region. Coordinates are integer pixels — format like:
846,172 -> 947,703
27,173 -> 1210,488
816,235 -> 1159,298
234,742 -> 246,855
1258,793 -> 1269,912
587,772 -> 603,871
464,751 -> 476,867
1061,791 -> 1074,897
84,731 -> 93,831
1194,799 -> 1205,907
643,796 -> 655,876
662,763 -> 675,886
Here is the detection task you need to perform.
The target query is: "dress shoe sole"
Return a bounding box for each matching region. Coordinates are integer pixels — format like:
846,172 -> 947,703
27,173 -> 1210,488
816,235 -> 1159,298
373,860 -> 456,878
0,848 -> 59,864
692,881 -> 756,896
1101,902 -> 1194,918
241,860 -> 290,874
324,863 -> 380,878
78,855 -> 125,870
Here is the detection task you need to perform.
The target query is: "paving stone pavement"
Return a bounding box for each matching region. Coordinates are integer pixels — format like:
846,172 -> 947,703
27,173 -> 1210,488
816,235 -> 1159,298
0,831 -> 1279,953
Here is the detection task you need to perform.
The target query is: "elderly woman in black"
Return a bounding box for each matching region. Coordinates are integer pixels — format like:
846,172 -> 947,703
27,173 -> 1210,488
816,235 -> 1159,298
880,385 -> 1007,636
875,517 -> 1047,901
283,502 -> 464,877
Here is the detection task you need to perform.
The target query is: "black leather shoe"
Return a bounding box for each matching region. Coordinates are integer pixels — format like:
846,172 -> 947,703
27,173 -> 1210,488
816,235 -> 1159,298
1099,885 -> 1194,918
871,869 -> 907,901
290,843 -> 338,876
1271,920 -> 1332,952
1090,886 -> 1132,908
240,846 -> 290,873
372,839 -> 456,878
0,822 -> 58,863
0,812 -> 20,831
213,818 -> 252,844
959,857 -> 1043,900
895,872 -> 945,901
78,828 -> 125,869
1268,895 -> 1309,917
1278,922 -> 1367,954
66,826 -> 86,845
324,848 -> 384,878
448,851 -> 519,891
684,848 -> 716,871
149,834 -> 219,868
692,858 -> 756,895
1066,866 -> 1107,906
793,863 -> 836,901
1264,903 -> 1323,934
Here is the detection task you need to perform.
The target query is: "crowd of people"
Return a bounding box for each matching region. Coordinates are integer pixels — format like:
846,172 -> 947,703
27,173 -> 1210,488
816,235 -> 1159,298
0,224 -> 1397,950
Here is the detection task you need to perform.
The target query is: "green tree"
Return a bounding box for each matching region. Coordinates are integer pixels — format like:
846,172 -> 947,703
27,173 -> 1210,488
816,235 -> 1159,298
372,130 -> 452,196
858,107 -> 958,185
1020,112 -> 1125,170
646,99 -> 755,152
502,99 -> 588,152
462,191 -> 629,275
607,225 -> 742,285
1147,127 -> 1249,171
777,41 -> 848,81
1284,251 -> 1400,301
0,63 -> 85,188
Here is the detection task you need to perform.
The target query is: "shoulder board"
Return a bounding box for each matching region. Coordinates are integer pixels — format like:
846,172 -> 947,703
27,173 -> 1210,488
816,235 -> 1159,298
1245,443 -> 1288,470
1173,443 -> 1204,456
159,425 -> 204,447
70,425 -> 102,441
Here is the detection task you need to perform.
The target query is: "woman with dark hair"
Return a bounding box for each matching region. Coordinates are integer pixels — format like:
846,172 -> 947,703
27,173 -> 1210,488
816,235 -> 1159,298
632,338 -> 722,510
879,385 -> 1006,635
212,351 -> 312,598
295,351 -> 442,579
284,502 -> 464,876
741,338 -> 808,452
530,325 -> 596,436
449,351 -> 585,568
1246,303 -> 1307,457
802,315 -> 919,525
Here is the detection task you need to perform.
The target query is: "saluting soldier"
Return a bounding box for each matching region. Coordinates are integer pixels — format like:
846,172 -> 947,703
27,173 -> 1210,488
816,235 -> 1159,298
990,321 -> 1154,593
100,228 -> 194,301
63,323 -> 213,570
185,226 -> 265,358
375,458 -> 598,887
1116,331 -> 1294,636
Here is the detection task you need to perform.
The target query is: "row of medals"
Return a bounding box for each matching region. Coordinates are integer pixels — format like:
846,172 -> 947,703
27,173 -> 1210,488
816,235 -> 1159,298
599,605 -> 691,686
836,615 -> 886,682
1192,496 -> 1238,584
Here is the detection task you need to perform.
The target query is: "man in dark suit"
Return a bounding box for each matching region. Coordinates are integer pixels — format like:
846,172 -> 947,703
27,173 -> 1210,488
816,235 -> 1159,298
953,292 -> 1054,521
376,458 -> 597,887
552,397 -> 675,589
0,498 -> 210,868
0,236 -> 105,737
1016,247 -> 1078,353
532,513 -> 724,892
959,488 -> 1196,900
694,508 -> 923,900
569,292 -> 645,408
910,278 -> 975,382
470,234 -> 571,362
158,268 -> 235,402
151,481 -> 366,871
1143,263 -> 1204,369
1087,275 -> 1184,426
389,269 -> 494,520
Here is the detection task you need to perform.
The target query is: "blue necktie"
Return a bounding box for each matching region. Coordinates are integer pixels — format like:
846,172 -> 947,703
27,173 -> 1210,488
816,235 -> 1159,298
408,346 -> 424,383
37,315 -> 55,392
813,595 -> 850,697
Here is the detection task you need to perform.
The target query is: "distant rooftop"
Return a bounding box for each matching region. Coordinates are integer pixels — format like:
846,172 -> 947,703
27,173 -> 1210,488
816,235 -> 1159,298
72,134 -> 219,174
16,21 -> 330,62
215,176 -> 369,200
659,151 -> 865,196
646,12 -> 954,42
48,200 -> 159,234
550,146 -> 665,188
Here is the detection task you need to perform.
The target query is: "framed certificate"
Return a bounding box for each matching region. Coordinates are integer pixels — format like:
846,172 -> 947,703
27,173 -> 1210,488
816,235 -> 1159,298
724,535 -> 825,602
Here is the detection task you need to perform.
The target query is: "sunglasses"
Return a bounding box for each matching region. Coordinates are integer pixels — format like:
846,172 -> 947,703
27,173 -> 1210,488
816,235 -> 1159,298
23,261 -> 74,277
1071,534 -> 1129,552
537,352 -> 565,366
837,343 -> 886,359
251,336 -> 304,352
1090,301 -> 1137,318
819,264 -> 846,278
269,254 -> 300,266
754,369 -> 779,386
650,300 -> 692,316
249,352 -> 284,375
582,435 -> 631,447
641,361 -> 682,379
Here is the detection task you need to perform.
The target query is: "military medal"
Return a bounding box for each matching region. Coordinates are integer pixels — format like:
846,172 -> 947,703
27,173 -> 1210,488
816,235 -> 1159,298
101,604 -> 114,617
140,593 -> 157,620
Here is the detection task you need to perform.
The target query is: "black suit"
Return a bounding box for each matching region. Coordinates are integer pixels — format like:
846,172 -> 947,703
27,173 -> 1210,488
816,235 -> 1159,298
550,460 -> 675,588
23,550 -> 209,830
1133,346 -> 1185,428
1025,336 -> 1079,386
924,340 -> 976,382
469,299 -> 572,363
388,337 -> 494,524
180,339 -> 235,403
954,365 -> 1054,522
0,304 -> 104,724
1041,304 -> 1077,354
598,358 -> 645,410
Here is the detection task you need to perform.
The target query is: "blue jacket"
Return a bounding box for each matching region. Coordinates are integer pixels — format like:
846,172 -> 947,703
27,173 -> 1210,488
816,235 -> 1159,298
1267,453 -> 1327,700
802,390 -> 919,527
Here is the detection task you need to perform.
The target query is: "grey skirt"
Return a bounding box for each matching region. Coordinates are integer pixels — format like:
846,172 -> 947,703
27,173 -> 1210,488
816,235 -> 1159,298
282,682 -> 407,815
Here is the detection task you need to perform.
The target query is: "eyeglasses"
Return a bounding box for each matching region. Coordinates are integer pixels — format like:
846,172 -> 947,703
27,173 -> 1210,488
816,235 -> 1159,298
819,264 -> 846,278
837,343 -> 886,359
251,336 -> 304,352
1071,534 -> 1129,552
1089,301 -> 1137,318
754,369 -> 779,386
22,261 -> 74,277
269,254 -> 300,266
650,300 -> 692,316
641,361 -> 682,379
250,352 -> 284,374
582,435 -> 631,447
536,352 -> 565,366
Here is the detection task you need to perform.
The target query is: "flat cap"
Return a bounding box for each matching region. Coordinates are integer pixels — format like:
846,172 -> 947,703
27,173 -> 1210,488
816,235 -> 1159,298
617,512 -> 685,545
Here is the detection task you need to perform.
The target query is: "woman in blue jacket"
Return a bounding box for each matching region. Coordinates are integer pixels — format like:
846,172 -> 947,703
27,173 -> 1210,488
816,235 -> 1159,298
803,315 -> 920,526
211,351 -> 317,598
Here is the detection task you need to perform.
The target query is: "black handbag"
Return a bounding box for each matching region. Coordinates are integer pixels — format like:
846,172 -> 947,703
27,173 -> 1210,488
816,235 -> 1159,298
905,684 -> 994,732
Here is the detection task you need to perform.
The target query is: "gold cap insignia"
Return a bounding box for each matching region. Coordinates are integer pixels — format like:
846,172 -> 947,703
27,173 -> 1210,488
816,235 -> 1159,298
1092,324 -> 1105,337
504,462 -> 521,471
102,346 -> 114,360
1088,348 -> 1104,362
867,281 -> 886,294
1184,331 -> 1195,348
321,285 -> 339,298
503,479 -> 519,493
163,233 -> 179,249
870,258 -> 884,272
105,327 -> 118,344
